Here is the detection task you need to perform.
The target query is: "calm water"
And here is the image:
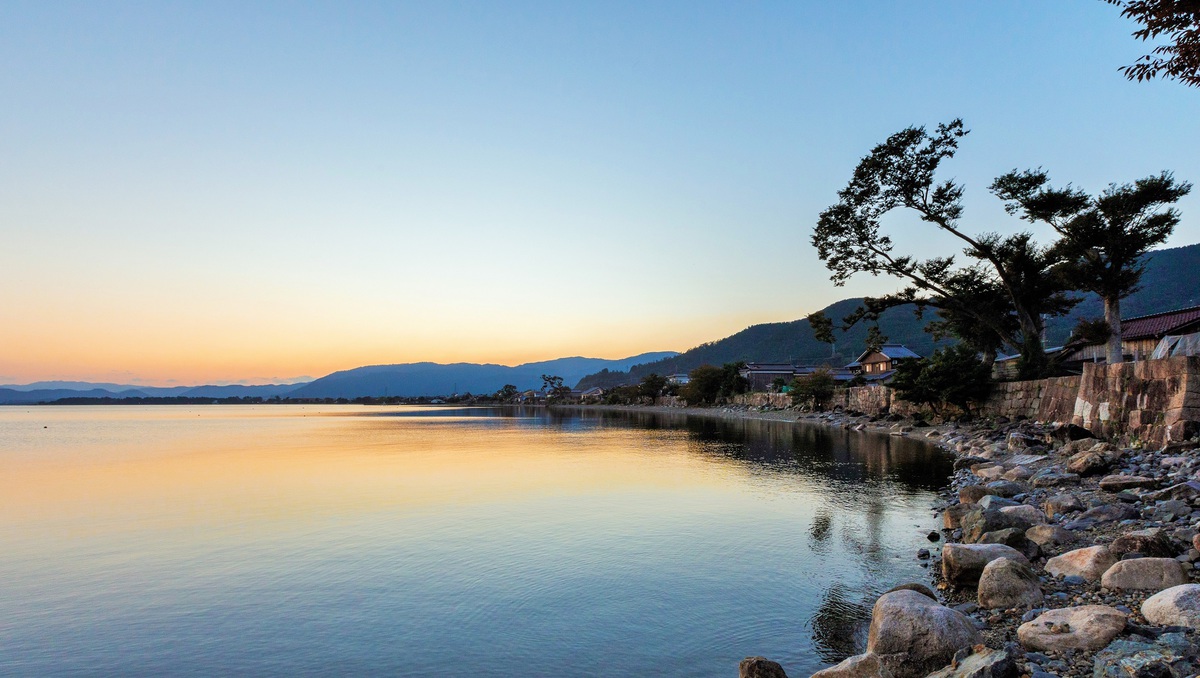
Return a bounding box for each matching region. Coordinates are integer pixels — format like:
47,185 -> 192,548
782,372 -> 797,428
0,405 -> 952,676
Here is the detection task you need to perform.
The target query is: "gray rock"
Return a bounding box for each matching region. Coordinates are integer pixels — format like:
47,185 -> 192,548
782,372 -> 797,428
977,495 -> 1019,510
1142,584 -> 1200,630
740,656 -> 788,678
1031,472 -> 1080,488
926,645 -> 1017,678
1101,558 -> 1189,591
1092,632 -> 1199,678
942,543 -> 1031,587
1024,525 -> 1074,547
985,481 -> 1026,498
1099,475 -> 1159,492
1111,527 -> 1178,559
1016,605 -> 1126,652
1146,481 -> 1200,503
867,590 -> 982,678
885,583 -> 936,600
961,509 -> 1033,544
978,557 -> 1043,610
998,504 -> 1047,525
810,653 -> 890,678
979,528 -> 1039,560
1064,503 -> 1139,529
1042,494 -> 1084,519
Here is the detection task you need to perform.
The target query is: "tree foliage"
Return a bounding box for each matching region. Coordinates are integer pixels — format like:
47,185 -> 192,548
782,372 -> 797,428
638,373 -> 668,401
790,369 -> 837,410
1106,0 -> 1200,87
993,168 -> 1191,362
813,119 -> 1080,378
680,362 -> 748,405
889,344 -> 994,416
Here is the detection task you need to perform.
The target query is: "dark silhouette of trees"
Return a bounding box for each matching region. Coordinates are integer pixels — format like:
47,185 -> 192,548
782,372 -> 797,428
1106,0 -> 1200,87
992,169 -> 1191,363
813,119 -> 1077,378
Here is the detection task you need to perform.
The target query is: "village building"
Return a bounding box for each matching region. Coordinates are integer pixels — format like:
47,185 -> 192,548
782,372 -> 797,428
740,363 -> 855,391
666,373 -> 691,385
1060,305 -> 1200,365
845,344 -> 922,381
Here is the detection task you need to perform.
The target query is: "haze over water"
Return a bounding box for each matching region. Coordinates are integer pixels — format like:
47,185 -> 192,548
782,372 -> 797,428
0,405 -> 951,676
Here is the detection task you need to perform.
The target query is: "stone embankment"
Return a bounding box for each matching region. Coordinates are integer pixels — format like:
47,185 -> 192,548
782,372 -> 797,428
737,407 -> 1200,678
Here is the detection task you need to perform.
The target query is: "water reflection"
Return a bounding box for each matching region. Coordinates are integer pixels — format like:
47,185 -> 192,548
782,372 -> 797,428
0,405 -> 951,676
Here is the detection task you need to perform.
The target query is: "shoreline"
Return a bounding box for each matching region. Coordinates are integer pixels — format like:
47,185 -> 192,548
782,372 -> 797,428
569,403 -> 1200,678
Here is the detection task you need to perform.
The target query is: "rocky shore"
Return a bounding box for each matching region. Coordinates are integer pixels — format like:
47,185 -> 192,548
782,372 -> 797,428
729,406 -> 1200,678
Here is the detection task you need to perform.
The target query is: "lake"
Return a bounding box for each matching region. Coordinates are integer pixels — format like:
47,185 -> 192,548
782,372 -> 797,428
0,405 -> 952,676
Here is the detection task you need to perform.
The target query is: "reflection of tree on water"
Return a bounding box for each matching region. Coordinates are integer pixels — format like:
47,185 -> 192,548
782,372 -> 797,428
809,510 -> 832,545
551,408 -> 953,663
808,583 -> 873,664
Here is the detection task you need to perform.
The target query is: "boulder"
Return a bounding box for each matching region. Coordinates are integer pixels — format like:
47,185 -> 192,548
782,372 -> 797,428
1002,466 -> 1032,482
954,456 -> 992,471
998,505 -> 1047,525
1016,605 -> 1126,652
1099,475 -> 1159,492
979,528 -> 1038,561
942,544 -> 1030,587
977,495 -> 1019,510
1142,584 -> 1200,629
977,558 -> 1043,610
885,583 -> 936,600
944,504 -> 970,530
975,466 -> 1006,482
1059,438 -> 1099,456
1147,481 -> 1200,503
984,481 -> 1025,498
926,645 -> 1017,678
1007,432 -> 1041,451
1092,633 -> 1199,678
810,653 -> 891,678
867,590 -> 982,678
1045,545 -> 1118,582
1043,493 -> 1084,519
961,509 -> 1033,544
1031,472 -> 1080,488
1025,524 -> 1074,547
1101,558 -> 1189,591
1110,527 -> 1178,559
739,656 -> 788,678
1066,451 -> 1110,476
959,486 -> 997,505
1064,503 -> 1140,530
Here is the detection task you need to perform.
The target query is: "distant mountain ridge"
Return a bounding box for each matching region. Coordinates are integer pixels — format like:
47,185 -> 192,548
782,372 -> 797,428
577,243 -> 1200,389
0,352 -> 679,404
288,352 -> 679,399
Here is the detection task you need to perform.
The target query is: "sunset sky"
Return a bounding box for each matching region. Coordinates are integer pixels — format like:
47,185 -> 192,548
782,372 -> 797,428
3,1 -> 1198,385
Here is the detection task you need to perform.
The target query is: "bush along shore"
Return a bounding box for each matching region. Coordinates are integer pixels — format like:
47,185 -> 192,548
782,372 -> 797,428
710,405 -> 1200,678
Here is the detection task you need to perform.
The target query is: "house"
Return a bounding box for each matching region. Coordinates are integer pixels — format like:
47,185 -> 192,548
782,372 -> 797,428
1060,305 -> 1200,365
579,386 -> 605,402
846,344 -> 922,381
739,363 -> 803,392
666,373 -> 691,385
739,363 -> 855,391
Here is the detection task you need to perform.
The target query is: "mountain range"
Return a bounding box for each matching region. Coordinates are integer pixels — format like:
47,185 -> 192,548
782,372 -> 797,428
0,352 -> 678,404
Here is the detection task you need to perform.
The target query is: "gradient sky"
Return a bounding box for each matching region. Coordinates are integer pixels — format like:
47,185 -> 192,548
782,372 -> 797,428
2,1 -> 1198,385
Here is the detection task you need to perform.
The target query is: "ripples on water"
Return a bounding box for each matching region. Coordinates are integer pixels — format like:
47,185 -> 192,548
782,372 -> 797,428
0,405 -> 952,676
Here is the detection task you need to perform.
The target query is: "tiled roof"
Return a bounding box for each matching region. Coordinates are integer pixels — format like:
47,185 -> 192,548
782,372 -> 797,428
1120,306 -> 1200,340
854,344 -> 923,364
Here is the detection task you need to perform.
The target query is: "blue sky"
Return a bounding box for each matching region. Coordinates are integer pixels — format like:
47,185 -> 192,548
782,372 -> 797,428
1,1 -> 1197,384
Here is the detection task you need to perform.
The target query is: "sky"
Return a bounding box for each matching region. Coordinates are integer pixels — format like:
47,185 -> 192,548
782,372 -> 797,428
2,1 -> 1198,385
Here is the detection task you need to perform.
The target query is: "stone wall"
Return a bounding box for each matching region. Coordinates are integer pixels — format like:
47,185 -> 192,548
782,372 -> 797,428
731,392 -> 791,408
831,356 -> 1200,447
1072,356 -> 1200,445
982,376 -> 1080,423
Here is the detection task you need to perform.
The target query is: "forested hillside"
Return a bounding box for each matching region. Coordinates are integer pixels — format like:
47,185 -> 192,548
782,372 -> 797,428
576,243 -> 1200,389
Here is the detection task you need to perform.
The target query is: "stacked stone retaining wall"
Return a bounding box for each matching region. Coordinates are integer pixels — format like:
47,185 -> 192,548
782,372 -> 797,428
828,356 -> 1200,447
